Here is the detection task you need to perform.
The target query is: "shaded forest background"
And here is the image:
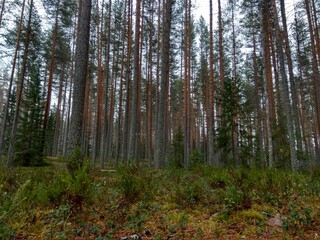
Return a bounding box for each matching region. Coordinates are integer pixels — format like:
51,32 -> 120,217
0,0 -> 320,170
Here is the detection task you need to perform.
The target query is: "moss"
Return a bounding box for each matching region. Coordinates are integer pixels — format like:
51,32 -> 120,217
238,209 -> 265,220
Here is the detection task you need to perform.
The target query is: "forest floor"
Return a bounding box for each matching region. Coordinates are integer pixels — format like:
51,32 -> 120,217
0,158 -> 320,239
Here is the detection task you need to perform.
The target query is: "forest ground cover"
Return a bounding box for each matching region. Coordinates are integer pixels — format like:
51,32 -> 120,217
0,158 -> 320,239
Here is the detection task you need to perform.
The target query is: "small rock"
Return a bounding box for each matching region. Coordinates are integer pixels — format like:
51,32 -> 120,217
267,215 -> 282,227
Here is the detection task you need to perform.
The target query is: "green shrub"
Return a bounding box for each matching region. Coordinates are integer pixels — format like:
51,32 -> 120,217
66,147 -> 84,174
13,149 -> 47,167
67,161 -> 92,199
168,126 -> 184,169
172,176 -> 207,207
0,223 -> 14,240
116,165 -> 156,202
283,204 -> 314,234
224,185 -> 244,211
190,149 -> 204,167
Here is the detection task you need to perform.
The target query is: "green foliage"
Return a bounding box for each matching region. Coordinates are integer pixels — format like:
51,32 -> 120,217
126,202 -> 148,232
239,210 -> 264,220
13,148 -> 47,167
17,62 -> 45,154
190,149 -> 204,167
0,164 -> 319,238
0,223 -> 14,240
67,160 -> 92,200
0,162 -> 92,212
283,204 -> 314,234
116,165 -> 156,202
66,147 -> 84,174
169,126 -> 184,169
216,76 -> 244,165
172,175 -> 207,207
224,185 -> 244,211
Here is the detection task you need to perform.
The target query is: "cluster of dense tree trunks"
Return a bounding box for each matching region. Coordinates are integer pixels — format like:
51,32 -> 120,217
0,0 -> 320,170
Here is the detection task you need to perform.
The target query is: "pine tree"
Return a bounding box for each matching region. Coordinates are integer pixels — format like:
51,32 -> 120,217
154,0 -> 174,168
67,0 -> 91,157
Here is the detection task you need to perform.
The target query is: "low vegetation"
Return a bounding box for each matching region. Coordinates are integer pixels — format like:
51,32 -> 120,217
0,159 -> 320,239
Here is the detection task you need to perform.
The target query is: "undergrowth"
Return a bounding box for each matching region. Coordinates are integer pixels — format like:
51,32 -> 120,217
0,163 -> 319,239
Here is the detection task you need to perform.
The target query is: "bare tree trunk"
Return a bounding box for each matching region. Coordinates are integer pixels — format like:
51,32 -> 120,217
115,0 -> 128,167
122,0 -> 132,163
208,0 -> 216,167
146,0 -> 154,165
218,0 -> 224,117
183,0 -> 191,168
0,0 -> 26,156
42,0 -> 60,155
154,0 -> 162,147
92,0 -> 104,166
128,0 -> 141,162
260,0 -> 274,167
7,0 -> 33,167
310,0 -> 320,64
106,47 -> 117,161
154,0 -> 173,168
63,40 -> 75,157
99,0 -> 112,168
279,0 -> 303,154
230,0 -> 239,165
67,0 -> 91,156
250,0 -> 263,165
271,0 -> 298,170
135,0 -> 145,164
304,0 -> 320,166
52,67 -> 65,156
59,61 -> 70,155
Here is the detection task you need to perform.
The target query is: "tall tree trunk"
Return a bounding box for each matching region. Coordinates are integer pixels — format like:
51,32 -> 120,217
155,0 -> 162,143
295,14 -> 312,160
208,0 -> 216,167
183,0 -> 191,168
230,0 -> 239,165
218,0 -> 224,114
271,0 -> 298,170
279,0 -> 303,154
122,0 -> 132,163
154,0 -> 173,168
311,0 -> 320,64
250,0 -> 263,166
261,0 -> 274,167
135,0 -> 145,164
106,47 -> 117,161
59,60 -> 70,155
0,0 -> 26,156
128,0 -> 141,162
67,0 -> 91,156
304,0 -> 320,166
115,0 -> 128,167
7,0 -> 33,167
146,0 -> 154,165
42,0 -> 60,155
92,0 -> 104,166
52,67 -> 65,156
99,0 -> 112,168
63,28 -> 76,157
